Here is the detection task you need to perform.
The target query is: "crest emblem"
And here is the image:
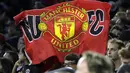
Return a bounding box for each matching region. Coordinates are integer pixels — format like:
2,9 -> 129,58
39,3 -> 89,52
54,15 -> 75,41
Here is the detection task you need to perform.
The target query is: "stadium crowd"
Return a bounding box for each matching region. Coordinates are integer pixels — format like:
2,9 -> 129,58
0,0 -> 130,73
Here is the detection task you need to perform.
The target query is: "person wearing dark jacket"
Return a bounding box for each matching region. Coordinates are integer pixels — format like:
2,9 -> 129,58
117,43 -> 130,73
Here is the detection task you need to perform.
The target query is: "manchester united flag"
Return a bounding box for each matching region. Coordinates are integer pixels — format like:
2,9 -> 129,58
14,0 -> 111,64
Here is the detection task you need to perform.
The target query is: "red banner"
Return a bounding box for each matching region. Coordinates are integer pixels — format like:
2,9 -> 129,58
14,0 -> 111,64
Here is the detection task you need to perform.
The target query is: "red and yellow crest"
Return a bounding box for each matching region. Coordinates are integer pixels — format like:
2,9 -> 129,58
54,15 -> 75,41
38,3 -> 89,52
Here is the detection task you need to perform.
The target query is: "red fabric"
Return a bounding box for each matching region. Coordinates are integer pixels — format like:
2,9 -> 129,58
14,0 -> 111,65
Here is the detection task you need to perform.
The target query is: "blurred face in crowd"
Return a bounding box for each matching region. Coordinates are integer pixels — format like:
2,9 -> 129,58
64,60 -> 77,69
7,24 -> 17,37
76,57 -> 89,73
126,9 -> 130,21
111,28 -> 121,37
107,43 -> 119,60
